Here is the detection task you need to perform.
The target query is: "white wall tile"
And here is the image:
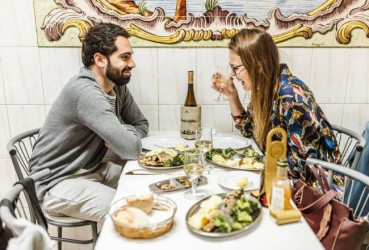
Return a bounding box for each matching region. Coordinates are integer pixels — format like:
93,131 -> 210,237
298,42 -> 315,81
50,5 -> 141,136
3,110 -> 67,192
197,48 -> 229,104
0,47 -> 44,104
138,105 -> 159,131
201,105 -> 233,132
310,48 -> 350,104
319,104 -> 344,126
40,48 -> 81,104
45,105 -> 52,116
346,49 -> 369,103
0,58 -> 5,104
342,104 -> 369,135
157,48 -> 196,105
158,105 -> 181,130
129,48 -> 158,105
280,48 -> 312,85
0,159 -> 16,200
7,105 -> 46,137
0,106 -> 11,158
0,0 -> 37,46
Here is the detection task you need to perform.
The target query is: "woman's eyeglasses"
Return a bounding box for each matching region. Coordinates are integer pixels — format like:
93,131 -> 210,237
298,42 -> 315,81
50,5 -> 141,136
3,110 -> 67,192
230,64 -> 243,75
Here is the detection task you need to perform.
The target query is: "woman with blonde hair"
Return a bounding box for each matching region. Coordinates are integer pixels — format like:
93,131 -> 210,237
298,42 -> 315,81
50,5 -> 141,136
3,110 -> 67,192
212,28 -> 340,176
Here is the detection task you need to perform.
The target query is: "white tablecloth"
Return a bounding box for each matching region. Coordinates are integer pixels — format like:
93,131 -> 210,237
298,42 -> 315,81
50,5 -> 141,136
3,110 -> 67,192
95,132 -> 323,250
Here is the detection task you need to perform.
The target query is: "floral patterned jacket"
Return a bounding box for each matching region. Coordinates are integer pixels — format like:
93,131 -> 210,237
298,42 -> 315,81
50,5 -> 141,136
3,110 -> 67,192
235,64 -> 340,176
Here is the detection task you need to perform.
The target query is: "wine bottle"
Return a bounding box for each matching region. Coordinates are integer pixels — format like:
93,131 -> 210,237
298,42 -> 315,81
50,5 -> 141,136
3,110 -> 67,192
184,71 -> 197,106
180,71 -> 201,140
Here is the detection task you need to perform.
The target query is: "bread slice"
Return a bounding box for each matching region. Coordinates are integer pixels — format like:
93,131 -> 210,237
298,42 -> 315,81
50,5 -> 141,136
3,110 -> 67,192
114,207 -> 150,227
126,193 -> 153,214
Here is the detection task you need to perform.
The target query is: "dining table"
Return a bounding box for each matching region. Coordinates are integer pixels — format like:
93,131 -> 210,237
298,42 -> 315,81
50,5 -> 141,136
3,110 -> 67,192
95,131 -> 324,250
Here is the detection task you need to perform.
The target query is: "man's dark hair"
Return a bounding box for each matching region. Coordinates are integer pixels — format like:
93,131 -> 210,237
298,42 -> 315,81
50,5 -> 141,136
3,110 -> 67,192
82,23 -> 130,67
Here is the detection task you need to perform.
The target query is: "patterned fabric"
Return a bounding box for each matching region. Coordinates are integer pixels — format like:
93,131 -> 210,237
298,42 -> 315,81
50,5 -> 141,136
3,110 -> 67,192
235,64 -> 340,176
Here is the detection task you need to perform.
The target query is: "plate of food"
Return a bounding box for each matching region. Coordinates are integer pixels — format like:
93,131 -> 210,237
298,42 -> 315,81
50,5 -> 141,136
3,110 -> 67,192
149,176 -> 208,193
205,146 -> 264,171
141,136 -> 187,151
217,171 -> 260,191
186,189 -> 262,237
213,135 -> 251,150
138,148 -> 184,170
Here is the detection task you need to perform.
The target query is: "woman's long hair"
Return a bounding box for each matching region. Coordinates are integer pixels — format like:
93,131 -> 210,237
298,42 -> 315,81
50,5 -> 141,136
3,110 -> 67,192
228,29 -> 280,150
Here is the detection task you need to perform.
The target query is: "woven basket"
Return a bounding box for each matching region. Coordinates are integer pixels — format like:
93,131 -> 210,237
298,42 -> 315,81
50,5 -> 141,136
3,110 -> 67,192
110,195 -> 177,239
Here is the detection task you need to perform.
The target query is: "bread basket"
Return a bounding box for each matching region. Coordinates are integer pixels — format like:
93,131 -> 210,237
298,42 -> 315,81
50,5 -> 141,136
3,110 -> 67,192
110,194 -> 177,239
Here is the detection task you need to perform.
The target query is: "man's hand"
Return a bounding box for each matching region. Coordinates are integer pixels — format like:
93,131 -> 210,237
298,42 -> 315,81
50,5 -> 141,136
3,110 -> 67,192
105,142 -> 112,149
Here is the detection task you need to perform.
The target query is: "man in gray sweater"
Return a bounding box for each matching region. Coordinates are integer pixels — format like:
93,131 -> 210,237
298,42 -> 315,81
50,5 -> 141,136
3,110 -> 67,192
29,23 -> 149,222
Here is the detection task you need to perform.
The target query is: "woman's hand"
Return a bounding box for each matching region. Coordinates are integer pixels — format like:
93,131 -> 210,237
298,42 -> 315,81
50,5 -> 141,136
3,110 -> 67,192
211,72 -> 238,98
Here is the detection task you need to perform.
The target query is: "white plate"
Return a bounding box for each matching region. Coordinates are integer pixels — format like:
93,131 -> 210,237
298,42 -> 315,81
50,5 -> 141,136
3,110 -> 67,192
213,135 -> 251,150
217,171 -> 260,191
141,136 -> 187,151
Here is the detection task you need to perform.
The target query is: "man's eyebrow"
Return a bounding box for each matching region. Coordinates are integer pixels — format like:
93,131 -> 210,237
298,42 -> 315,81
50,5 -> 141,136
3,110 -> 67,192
119,52 -> 133,56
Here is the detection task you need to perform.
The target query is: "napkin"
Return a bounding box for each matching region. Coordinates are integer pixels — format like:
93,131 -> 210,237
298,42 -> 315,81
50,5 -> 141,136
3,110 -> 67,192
269,207 -> 301,225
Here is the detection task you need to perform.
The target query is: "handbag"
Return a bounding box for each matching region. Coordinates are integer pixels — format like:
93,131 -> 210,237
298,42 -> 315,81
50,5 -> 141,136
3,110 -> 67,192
292,164 -> 368,250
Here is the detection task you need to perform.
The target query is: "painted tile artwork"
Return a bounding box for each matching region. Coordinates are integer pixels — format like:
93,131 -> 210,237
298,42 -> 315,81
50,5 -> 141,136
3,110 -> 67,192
34,0 -> 369,47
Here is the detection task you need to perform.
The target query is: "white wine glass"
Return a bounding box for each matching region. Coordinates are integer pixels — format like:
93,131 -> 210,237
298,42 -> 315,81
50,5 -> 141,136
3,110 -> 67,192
195,127 -> 213,175
195,127 -> 213,154
183,150 -> 208,199
213,65 -> 230,102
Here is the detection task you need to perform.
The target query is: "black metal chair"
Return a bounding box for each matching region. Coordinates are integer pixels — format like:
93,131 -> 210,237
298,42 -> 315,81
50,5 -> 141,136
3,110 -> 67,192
7,128 -> 98,250
0,169 -> 53,249
331,124 -> 366,170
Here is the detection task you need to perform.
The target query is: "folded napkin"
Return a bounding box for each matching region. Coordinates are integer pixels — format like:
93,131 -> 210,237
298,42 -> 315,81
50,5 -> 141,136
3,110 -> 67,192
269,207 -> 301,225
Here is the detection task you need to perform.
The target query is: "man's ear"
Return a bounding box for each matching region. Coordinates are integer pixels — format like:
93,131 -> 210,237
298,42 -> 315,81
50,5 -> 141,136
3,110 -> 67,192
94,53 -> 107,67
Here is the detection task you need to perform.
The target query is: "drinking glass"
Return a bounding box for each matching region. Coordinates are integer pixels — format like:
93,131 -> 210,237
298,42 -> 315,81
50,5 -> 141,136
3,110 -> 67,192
195,127 -> 213,154
213,65 -> 230,102
183,150 -> 207,199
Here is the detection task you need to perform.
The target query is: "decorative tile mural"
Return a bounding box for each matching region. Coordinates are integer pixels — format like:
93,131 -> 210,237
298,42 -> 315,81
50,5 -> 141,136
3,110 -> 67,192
34,0 -> 369,47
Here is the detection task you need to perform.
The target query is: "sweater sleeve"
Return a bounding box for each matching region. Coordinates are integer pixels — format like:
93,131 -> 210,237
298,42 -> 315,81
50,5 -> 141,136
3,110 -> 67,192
117,86 -> 149,139
76,84 -> 142,160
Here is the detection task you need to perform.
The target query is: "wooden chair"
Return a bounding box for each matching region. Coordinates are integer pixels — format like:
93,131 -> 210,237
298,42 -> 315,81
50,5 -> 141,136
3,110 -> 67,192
7,128 -> 98,250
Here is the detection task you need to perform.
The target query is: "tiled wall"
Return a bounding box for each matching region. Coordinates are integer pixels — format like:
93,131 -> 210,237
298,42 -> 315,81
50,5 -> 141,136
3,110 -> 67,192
1,1 -> 369,201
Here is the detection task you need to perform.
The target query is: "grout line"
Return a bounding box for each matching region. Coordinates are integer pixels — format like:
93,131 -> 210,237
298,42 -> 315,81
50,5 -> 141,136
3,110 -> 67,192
37,47 -> 47,118
0,54 -> 13,138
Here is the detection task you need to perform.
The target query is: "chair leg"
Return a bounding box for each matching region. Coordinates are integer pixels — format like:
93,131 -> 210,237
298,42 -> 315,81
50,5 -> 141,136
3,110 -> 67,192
92,222 -> 98,247
57,227 -> 62,250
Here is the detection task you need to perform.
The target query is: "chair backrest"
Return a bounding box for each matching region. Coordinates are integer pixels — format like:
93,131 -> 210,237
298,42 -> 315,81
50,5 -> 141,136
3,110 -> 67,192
331,124 -> 366,170
0,169 -> 51,236
306,158 -> 369,219
7,128 -> 40,180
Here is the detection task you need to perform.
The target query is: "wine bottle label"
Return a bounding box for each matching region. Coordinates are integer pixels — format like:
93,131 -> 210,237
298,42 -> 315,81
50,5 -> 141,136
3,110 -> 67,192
180,106 -> 201,140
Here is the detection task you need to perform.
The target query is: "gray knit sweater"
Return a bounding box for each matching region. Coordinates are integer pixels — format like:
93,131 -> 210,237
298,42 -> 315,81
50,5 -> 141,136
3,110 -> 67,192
29,67 -> 149,200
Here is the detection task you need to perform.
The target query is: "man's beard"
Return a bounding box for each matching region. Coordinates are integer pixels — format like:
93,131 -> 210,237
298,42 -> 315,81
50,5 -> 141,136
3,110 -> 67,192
106,61 -> 131,86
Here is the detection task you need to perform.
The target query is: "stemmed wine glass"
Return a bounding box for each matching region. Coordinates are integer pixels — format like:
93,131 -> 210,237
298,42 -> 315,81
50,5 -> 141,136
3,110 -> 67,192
183,150 -> 207,199
195,127 -> 213,174
195,127 -> 213,154
213,65 -> 230,102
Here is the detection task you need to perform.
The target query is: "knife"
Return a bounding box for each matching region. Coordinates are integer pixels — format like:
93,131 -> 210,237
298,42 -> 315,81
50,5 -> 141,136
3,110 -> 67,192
125,170 -> 158,175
